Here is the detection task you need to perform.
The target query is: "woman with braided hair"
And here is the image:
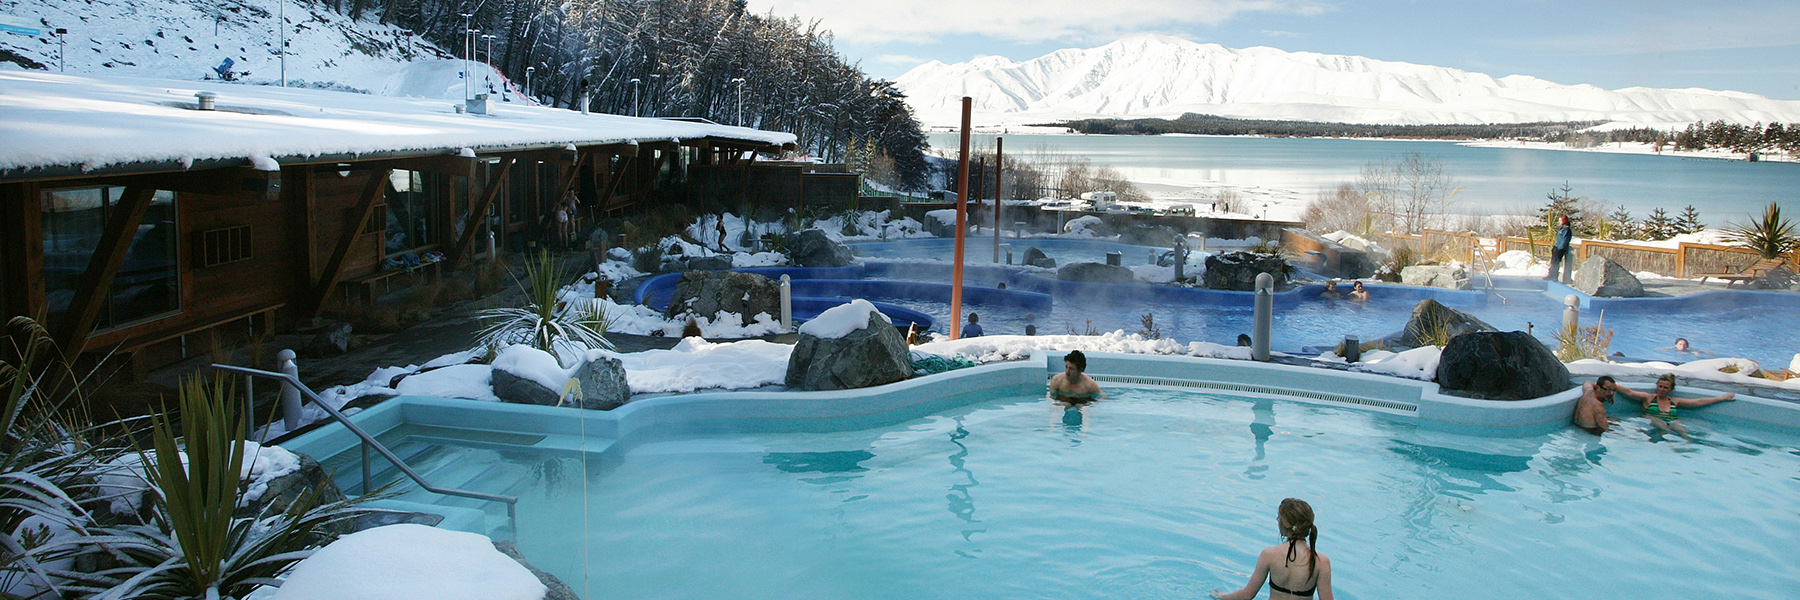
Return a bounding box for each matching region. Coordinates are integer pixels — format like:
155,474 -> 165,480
1213,498 -> 1334,600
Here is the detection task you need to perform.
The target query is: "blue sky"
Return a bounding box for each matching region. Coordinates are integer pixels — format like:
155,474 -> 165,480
750,0 -> 1800,100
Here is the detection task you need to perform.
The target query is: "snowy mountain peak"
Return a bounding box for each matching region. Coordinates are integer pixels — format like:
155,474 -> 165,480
894,39 -> 1800,128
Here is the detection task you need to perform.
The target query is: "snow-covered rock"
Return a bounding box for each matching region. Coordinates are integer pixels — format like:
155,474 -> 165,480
274,524 -> 546,600
787,301 -> 910,391
1063,215 -> 1108,237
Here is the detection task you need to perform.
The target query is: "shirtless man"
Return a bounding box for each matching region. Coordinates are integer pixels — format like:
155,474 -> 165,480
1572,376 -> 1619,434
1048,350 -> 1103,404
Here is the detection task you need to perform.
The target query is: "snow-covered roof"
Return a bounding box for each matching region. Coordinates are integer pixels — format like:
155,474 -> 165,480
0,71 -> 797,178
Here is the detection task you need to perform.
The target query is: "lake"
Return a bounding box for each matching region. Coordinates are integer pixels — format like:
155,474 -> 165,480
927,133 -> 1800,226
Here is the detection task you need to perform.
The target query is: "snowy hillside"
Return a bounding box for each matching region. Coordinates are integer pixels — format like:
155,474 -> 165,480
0,0 -> 527,103
894,34 -> 1800,128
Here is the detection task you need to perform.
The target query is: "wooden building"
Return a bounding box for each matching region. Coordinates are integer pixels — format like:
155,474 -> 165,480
0,71 -> 796,375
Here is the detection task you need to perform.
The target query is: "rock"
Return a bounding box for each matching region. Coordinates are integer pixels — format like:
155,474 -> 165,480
491,368 -> 563,406
1399,298 -> 1497,349
1119,224 -> 1181,247
1056,261 -> 1137,284
664,270 -> 781,322
785,311 -> 912,391
300,321 -> 353,356
1023,247 -> 1057,269
347,509 -> 444,533
786,228 -> 854,267
683,255 -> 733,271
1435,331 -> 1573,400
574,355 -> 631,410
1572,256 -> 1643,297
235,451 -> 343,519
493,541 -> 581,600
1400,265 -> 1471,290
1203,252 -> 1290,291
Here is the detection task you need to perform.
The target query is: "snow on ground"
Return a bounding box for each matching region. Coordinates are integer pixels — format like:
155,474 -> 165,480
1460,139 -> 1796,164
609,338 -> 793,394
1567,357 -> 1800,392
392,364 -> 499,402
1322,231 -> 1386,255
798,299 -> 888,338
274,523 -> 546,600
1063,215 -> 1105,237
97,441 -> 303,515
1351,346 -> 1442,381
925,209 -> 959,227
491,346 -> 568,391
913,331 -> 1254,364
1490,250 -> 1550,278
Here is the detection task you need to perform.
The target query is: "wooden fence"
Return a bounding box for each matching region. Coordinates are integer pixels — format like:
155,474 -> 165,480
1371,229 -> 1795,279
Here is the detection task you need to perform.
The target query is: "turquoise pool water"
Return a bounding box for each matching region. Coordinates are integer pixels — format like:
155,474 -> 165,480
334,386 -> 1800,599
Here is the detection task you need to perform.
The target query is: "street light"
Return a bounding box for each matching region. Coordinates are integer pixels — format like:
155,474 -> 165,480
525,66 -> 534,100
458,13 -> 472,102
482,34 -> 496,65
55,28 -> 66,72
276,0 -> 286,86
731,78 -> 745,126
629,78 -> 641,117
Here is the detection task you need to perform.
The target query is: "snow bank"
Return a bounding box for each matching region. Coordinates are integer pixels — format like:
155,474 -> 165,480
798,299 -> 889,338
98,441 -> 304,515
1792,353 -> 1800,374
393,364 -> 500,402
912,332 -> 1253,364
926,209 -> 960,227
1352,346 -> 1442,381
1567,357 -> 1800,392
1322,231 -> 1385,254
608,338 -> 793,394
274,523 -> 545,600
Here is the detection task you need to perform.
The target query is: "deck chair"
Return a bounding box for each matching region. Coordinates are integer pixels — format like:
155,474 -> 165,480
1695,258 -> 1788,288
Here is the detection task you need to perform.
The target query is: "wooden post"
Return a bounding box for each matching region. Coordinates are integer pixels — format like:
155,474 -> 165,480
449,157 -> 518,266
304,169 -> 390,315
950,97 -> 971,340
54,187 -> 155,355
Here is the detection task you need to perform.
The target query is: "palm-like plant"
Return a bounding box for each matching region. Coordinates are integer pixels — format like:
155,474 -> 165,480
476,251 -> 614,357
1725,202 -> 1798,259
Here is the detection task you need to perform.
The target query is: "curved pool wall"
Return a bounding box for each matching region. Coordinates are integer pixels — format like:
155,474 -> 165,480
849,237 -> 1174,267
282,352 -> 1800,478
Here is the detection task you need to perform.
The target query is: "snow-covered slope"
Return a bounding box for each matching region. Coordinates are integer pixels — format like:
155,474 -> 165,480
0,0 -> 528,103
894,34 -> 1800,128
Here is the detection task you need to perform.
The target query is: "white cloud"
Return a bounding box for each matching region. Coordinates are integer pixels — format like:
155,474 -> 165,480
874,54 -> 929,66
748,0 -> 1328,44
1506,6 -> 1800,56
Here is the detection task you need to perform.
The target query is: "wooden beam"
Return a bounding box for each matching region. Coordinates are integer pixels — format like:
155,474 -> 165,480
597,152 -> 634,211
322,155 -> 475,176
53,186 -> 155,355
303,169 -> 390,316
0,183 -> 42,320
448,157 -> 517,266
550,151 -> 590,207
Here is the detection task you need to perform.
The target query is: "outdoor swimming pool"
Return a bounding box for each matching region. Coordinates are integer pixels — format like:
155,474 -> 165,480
323,383 -> 1799,599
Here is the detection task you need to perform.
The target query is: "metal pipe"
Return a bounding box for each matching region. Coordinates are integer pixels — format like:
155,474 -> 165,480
1253,272 -> 1274,361
950,97 -> 972,339
993,137 -> 1003,263
779,274 -> 793,331
212,365 -> 520,537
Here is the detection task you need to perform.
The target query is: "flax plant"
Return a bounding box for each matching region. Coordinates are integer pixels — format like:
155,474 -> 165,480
476,250 -> 614,357
1725,202 -> 1798,260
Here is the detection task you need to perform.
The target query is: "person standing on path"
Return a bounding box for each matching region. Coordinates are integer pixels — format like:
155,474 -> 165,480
1546,215 -> 1573,284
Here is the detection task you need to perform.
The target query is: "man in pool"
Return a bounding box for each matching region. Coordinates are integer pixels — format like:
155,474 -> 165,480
1347,281 -> 1369,302
1319,280 -> 1341,299
1572,375 -> 1619,434
1049,350 -> 1103,403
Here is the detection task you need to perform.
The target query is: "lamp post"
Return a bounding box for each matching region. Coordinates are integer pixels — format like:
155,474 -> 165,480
629,78 -> 641,117
648,74 -> 661,117
731,77 -> 745,126
525,66 -> 534,100
276,0 -> 286,87
458,13 -> 473,103
55,28 -> 66,72
482,34 -> 496,65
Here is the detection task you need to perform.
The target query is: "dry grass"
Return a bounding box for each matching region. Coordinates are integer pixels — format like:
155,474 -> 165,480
1555,310 -> 1614,362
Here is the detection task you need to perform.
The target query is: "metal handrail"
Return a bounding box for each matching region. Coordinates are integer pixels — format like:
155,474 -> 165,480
213,364 -> 518,534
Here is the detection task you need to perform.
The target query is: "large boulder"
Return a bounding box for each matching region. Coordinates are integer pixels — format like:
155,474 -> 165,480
491,368 -> 562,406
1057,261 -> 1137,284
490,346 -> 568,406
665,270 -> 781,322
1204,252 -> 1290,291
1023,246 -> 1057,269
786,228 -> 854,267
785,301 -> 912,391
494,541 -> 581,600
1119,224 -> 1182,247
682,255 -> 733,272
1400,265 -> 1471,290
1398,298 -> 1496,349
235,450 -> 343,519
1435,331 -> 1573,400
1572,256 -> 1644,297
574,354 -> 632,410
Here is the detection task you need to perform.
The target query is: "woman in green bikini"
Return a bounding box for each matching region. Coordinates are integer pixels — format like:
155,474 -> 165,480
1613,373 -> 1735,439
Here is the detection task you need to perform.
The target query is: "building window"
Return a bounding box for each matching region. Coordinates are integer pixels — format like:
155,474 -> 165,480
198,226 -> 252,267
384,170 -> 435,255
40,186 -> 181,331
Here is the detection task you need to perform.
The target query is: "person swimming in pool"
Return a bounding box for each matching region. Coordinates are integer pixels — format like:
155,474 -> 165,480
1347,281 -> 1369,302
1572,375 -> 1620,434
1611,373 -> 1735,440
1319,280 -> 1341,300
1048,350 -> 1103,404
1213,498 -> 1334,600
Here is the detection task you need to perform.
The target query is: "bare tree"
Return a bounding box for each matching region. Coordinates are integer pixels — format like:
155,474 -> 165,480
1356,153 -> 1458,234
1303,184 -> 1373,235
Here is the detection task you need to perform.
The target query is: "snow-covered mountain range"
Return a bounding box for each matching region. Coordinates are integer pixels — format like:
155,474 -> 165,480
894,35 -> 1800,128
